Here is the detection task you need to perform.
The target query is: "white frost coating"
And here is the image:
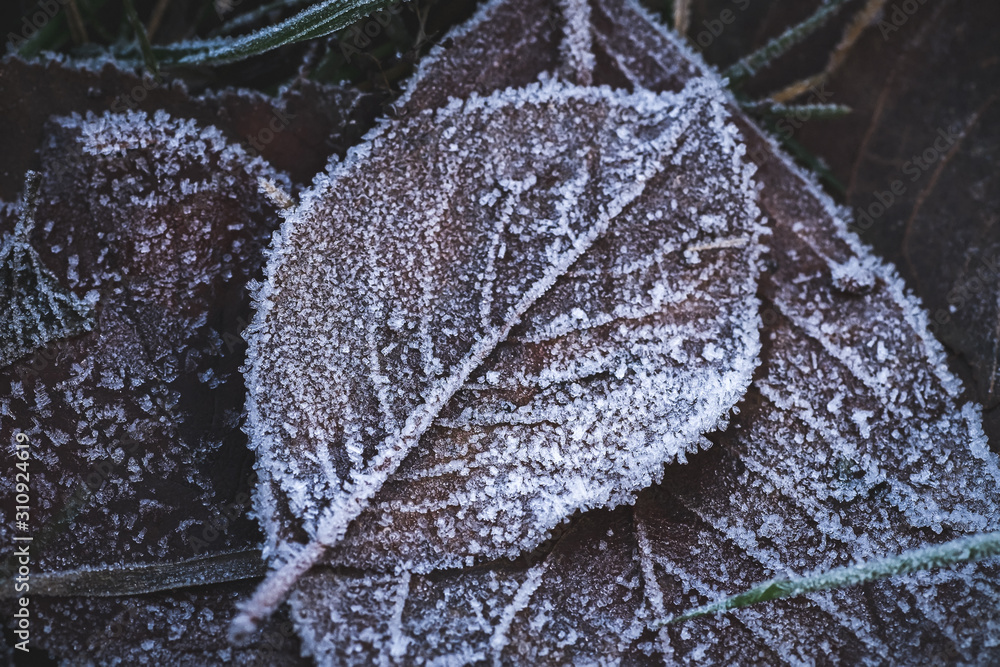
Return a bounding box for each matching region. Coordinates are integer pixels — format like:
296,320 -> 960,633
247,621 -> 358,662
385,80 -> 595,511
1,173 -> 92,367
1,101 -> 286,600
489,562 -> 549,665
268,0 -> 1000,664
2,50 -> 136,74
557,0 -> 596,85
240,66 -> 766,634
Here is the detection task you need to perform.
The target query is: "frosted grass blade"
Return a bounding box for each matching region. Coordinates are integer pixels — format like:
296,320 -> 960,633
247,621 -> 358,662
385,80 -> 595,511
661,531 -> 1000,626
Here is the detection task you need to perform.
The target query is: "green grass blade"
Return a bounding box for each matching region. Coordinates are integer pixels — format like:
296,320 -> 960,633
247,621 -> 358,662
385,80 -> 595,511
740,101 -> 852,120
723,0 -> 851,85
123,0 -> 160,77
658,531 -> 1000,627
212,0 -> 314,37
14,12 -> 69,58
151,0 -> 404,66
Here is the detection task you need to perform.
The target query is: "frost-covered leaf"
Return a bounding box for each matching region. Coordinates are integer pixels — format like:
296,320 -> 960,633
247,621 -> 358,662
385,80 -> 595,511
242,7 -> 767,634
31,581 -> 308,666
0,55 -> 386,198
1,107 -> 287,567
0,105 -> 293,662
271,0 -> 1000,664
325,80 -> 763,571
1,171 -> 93,369
0,54 -> 392,662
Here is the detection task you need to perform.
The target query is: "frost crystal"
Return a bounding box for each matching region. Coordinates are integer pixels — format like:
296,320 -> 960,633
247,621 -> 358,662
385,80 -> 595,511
257,0 -> 1000,664
244,67 -> 766,593
0,64 -> 387,663
0,108 -> 284,575
0,172 -> 92,368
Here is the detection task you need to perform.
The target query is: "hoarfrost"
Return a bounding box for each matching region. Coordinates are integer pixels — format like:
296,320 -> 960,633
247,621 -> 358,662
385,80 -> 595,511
0,172 -> 93,368
271,0 -> 1000,665
0,62 -> 388,664
2,0 -> 995,663
0,108 -> 282,575
245,59 -> 766,588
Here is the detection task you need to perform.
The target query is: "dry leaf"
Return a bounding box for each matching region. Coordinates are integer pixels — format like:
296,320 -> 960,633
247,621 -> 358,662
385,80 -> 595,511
0,86 -> 298,662
252,0 -> 1000,663
239,0 -> 767,633
2,1 -> 998,664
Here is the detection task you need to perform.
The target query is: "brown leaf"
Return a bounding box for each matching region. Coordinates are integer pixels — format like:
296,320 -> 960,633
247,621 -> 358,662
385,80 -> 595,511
273,0 -> 1000,664
0,105 -> 282,568
240,0 -> 768,638
787,0 -> 1000,412
0,58 -> 378,663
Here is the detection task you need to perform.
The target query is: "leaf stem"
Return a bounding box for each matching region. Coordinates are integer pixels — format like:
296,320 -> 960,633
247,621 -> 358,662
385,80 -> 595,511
229,540 -> 328,644
1,549 -> 265,598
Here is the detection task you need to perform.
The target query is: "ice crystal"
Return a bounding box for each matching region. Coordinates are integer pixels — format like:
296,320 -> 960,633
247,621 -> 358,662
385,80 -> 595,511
245,74 -> 766,581
0,172 -> 93,368
245,0 -> 1000,664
